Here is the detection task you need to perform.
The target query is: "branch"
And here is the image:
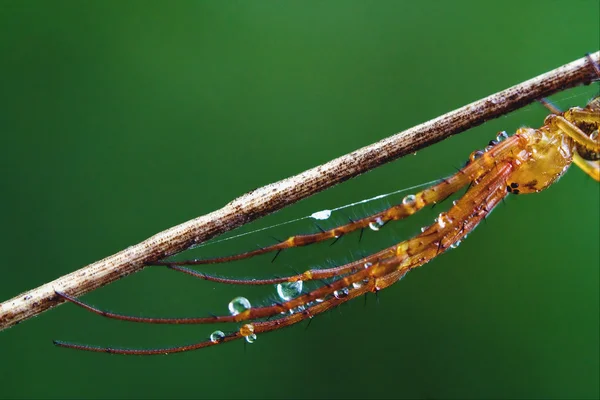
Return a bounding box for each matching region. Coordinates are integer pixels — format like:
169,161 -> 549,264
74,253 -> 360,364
1,52 -> 598,331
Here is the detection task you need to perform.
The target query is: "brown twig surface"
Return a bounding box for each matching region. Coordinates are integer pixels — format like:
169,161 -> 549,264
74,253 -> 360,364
1,51 -> 598,331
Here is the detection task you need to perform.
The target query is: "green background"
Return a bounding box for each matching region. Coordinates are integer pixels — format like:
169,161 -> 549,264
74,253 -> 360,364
1,1 -> 598,399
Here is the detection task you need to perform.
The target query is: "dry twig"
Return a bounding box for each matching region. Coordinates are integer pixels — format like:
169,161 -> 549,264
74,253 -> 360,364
1,52 -> 598,331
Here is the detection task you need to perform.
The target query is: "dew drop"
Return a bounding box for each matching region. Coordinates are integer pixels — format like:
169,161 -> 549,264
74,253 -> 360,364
420,226 -> 427,233
450,240 -> 462,249
210,330 -> 225,343
369,217 -> 385,231
469,150 -> 484,163
363,262 -> 373,269
276,281 -> 303,301
228,296 -> 251,316
311,209 -> 332,220
334,288 -> 349,299
452,200 -> 459,206
437,212 -> 452,229
352,279 -> 369,289
245,334 -> 257,344
484,145 -> 494,152
402,194 -> 416,206
315,298 -> 325,303
496,131 -> 509,142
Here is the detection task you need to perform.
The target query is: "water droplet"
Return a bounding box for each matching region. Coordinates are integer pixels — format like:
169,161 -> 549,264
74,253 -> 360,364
210,330 -> 225,343
496,131 -> 509,142
420,226 -> 427,233
402,194 -> 416,206
315,298 -> 325,303
484,145 -> 494,152
228,296 -> 251,316
239,323 -> 255,337
276,281 -> 303,301
469,150 -> 484,163
368,217 -> 384,231
334,288 -> 349,299
363,262 -> 373,269
311,209 -> 332,220
437,212 -> 452,229
245,334 -> 257,344
450,240 -> 461,249
452,200 -> 459,206
352,279 -> 369,289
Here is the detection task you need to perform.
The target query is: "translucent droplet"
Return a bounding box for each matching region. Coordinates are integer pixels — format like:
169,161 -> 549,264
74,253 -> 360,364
496,131 -> 509,142
311,209 -> 332,220
239,323 -> 255,337
245,334 -> 257,344
402,194 -> 416,206
334,288 -> 349,299
484,145 -> 494,152
420,226 -> 427,233
352,279 -> 369,289
363,262 -> 373,269
452,200 -> 459,206
437,212 -> 452,229
469,150 -> 484,163
210,330 -> 225,343
368,217 -> 385,231
315,298 -> 325,303
276,281 -> 303,301
228,296 -> 251,316
450,240 -> 461,249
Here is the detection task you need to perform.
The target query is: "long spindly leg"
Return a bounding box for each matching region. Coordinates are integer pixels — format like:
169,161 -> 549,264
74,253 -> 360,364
54,158 -> 515,354
152,134 -> 523,269
545,114 -> 599,154
572,152 -> 600,182
54,282 -> 374,355
56,141 -> 521,327
537,97 -> 599,181
158,138 -> 525,287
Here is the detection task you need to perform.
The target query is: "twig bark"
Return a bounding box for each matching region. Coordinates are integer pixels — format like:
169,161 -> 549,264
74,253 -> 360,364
1,52 -> 598,331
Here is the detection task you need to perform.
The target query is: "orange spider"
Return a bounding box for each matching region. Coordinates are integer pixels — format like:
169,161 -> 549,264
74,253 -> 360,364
54,87 -> 600,355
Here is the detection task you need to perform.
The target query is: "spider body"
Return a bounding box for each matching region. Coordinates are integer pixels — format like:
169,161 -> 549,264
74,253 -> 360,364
54,95 -> 599,355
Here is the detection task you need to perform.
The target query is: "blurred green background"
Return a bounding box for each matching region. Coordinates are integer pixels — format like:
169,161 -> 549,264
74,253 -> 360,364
1,1 -> 598,399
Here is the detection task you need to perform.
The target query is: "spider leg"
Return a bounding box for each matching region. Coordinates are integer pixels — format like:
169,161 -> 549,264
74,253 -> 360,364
373,163 -> 513,291
54,283 -> 373,355
545,115 -> 599,154
53,258 -> 391,325
55,157 -> 515,354
54,162 -> 514,355
572,152 -> 600,182
538,98 -> 562,114
152,135 -> 523,268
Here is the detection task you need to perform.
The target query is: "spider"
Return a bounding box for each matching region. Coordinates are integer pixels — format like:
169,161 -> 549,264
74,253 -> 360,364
54,79 -> 600,356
